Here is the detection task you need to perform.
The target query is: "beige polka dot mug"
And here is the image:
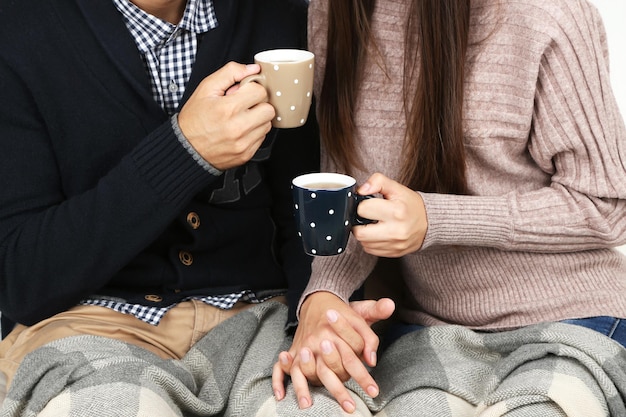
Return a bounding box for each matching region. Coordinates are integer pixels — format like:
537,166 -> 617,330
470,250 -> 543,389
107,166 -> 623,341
241,49 -> 314,129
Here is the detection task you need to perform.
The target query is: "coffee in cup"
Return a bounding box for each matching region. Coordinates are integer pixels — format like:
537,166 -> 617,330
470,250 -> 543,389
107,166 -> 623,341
292,172 -> 372,256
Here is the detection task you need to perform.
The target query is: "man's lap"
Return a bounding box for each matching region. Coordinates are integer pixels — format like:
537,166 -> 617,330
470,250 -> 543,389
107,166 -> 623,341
0,300 -> 358,417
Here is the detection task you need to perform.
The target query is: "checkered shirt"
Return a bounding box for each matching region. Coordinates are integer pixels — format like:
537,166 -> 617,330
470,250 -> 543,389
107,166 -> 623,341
79,1 -> 280,325
112,0 -> 217,114
80,291 -> 282,326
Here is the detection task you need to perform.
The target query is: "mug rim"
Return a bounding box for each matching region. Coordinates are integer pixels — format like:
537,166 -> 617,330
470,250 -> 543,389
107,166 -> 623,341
254,49 -> 314,64
292,172 -> 356,190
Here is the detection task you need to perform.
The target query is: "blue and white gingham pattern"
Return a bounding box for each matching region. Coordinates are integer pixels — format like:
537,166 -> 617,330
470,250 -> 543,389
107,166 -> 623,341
112,0 -> 217,114
80,291 -> 279,326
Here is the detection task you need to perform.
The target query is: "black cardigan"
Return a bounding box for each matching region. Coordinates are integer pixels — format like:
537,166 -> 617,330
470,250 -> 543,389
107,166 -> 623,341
0,0 -> 318,335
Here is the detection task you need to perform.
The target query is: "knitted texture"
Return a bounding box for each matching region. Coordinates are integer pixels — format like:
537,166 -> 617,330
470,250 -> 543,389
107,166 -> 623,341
305,0 -> 626,329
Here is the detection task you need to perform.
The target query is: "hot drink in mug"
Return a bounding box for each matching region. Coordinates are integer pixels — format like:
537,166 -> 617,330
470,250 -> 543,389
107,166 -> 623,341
292,173 -> 373,256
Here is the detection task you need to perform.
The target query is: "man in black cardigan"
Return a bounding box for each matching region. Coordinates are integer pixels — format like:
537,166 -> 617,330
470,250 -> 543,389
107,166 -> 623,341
0,0 -> 322,410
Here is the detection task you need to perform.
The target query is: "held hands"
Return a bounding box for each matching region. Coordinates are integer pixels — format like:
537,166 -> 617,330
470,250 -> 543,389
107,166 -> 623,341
272,292 -> 394,413
353,173 -> 428,257
177,62 -> 275,171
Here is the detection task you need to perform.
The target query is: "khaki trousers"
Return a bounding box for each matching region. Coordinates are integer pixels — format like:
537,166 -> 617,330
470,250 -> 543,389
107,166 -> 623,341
0,297 -> 285,394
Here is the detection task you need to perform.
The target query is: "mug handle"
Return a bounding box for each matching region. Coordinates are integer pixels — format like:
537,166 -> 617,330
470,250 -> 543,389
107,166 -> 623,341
353,194 -> 376,225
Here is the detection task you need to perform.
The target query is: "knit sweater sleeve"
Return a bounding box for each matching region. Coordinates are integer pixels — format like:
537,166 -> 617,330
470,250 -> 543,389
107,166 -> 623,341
422,0 -> 626,252
296,0 -> 377,308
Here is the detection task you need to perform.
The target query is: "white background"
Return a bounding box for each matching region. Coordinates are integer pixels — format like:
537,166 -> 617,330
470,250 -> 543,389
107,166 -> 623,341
589,0 -> 626,254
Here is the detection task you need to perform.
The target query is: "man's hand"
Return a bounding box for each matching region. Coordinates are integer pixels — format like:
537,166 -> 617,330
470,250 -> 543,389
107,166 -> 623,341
272,293 -> 394,413
177,62 -> 275,171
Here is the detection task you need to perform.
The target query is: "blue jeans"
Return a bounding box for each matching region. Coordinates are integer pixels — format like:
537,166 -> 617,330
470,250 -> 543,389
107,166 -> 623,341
560,316 -> 626,347
382,316 -> 626,352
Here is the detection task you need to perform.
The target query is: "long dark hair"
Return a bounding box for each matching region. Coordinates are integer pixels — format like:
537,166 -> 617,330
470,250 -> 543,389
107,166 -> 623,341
318,0 -> 470,194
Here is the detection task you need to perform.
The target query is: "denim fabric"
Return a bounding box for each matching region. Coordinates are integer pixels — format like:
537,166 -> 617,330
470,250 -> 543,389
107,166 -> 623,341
382,316 -> 626,352
560,316 -> 626,347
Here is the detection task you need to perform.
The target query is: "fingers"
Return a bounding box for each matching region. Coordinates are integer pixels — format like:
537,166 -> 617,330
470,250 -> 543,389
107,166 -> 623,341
201,62 -> 261,96
345,298 -> 395,366
349,298 -> 396,326
274,340 -> 380,412
325,310 -> 365,354
272,351 -> 293,401
329,308 -> 378,367
277,351 -> 293,374
330,340 -> 380,398
298,347 -> 321,385
316,361 -> 358,413
357,172 -> 397,197
234,81 -> 273,114
177,62 -> 274,170
200,62 -> 270,116
294,343 -> 375,413
352,173 -> 427,257
290,362 -> 314,409
273,292 -> 383,411
316,342 -> 379,413
273,349 -> 317,409
272,361 -> 287,401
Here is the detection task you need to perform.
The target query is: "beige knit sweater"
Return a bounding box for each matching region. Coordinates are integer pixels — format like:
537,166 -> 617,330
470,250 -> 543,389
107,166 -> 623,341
303,0 -> 626,330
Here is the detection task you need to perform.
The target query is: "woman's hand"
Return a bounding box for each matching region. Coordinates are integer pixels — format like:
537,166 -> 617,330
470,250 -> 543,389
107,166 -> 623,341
272,292 -> 394,413
353,173 -> 428,257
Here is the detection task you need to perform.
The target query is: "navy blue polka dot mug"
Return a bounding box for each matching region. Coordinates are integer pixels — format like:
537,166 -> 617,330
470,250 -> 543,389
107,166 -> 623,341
292,173 -> 373,256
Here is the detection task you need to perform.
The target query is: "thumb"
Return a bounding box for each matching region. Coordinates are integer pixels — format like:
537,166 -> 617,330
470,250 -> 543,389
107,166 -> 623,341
358,172 -> 402,200
203,62 -> 261,97
350,298 -> 395,326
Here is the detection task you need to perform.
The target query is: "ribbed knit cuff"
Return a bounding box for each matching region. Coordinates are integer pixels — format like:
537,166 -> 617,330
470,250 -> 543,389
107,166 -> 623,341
131,119 -> 219,207
297,240 -> 377,319
420,192 -> 513,250
170,114 -> 223,176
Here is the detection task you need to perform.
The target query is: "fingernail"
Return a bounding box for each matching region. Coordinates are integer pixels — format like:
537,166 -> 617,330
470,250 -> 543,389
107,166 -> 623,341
371,351 -> 377,366
326,309 -> 338,323
359,183 -> 371,193
299,397 -> 311,409
301,349 -> 311,363
279,353 -> 289,365
343,401 -> 356,413
274,389 -> 283,400
367,385 -> 379,397
321,340 -> 333,354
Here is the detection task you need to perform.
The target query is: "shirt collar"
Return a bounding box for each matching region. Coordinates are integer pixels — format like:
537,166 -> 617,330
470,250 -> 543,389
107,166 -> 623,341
180,0 -> 216,34
112,0 -> 217,51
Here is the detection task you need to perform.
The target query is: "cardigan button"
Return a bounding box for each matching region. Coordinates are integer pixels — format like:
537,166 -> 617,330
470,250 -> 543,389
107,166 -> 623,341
186,212 -> 200,229
144,294 -> 163,302
179,250 -> 193,266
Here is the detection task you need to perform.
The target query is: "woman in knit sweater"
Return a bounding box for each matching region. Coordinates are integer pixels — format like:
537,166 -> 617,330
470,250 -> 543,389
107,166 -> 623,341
273,0 -> 626,414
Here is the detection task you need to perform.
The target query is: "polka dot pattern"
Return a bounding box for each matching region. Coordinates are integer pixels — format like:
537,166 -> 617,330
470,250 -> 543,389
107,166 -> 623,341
253,49 -> 314,128
291,174 -> 360,256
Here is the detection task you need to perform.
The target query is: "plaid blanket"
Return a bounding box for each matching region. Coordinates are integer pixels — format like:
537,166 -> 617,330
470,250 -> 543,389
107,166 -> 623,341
1,301 -> 625,416
0,302 -> 352,417
353,322 -> 626,416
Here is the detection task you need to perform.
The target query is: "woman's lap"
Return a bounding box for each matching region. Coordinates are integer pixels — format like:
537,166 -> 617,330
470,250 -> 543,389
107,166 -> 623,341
382,316 -> 626,350
560,316 -> 626,347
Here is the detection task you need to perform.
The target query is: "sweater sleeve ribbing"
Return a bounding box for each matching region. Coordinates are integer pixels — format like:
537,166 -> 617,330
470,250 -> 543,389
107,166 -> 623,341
298,0 -> 376,310
422,0 -> 626,252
